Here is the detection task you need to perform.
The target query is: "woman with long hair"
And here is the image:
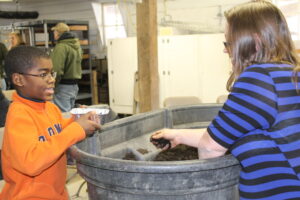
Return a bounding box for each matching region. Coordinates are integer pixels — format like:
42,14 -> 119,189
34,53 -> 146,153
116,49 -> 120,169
8,31 -> 25,50
151,1 -> 300,199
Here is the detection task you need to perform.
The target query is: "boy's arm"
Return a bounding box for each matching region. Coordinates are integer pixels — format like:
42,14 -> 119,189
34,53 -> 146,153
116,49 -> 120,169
3,106 -> 85,176
61,115 -> 75,128
60,109 -> 75,128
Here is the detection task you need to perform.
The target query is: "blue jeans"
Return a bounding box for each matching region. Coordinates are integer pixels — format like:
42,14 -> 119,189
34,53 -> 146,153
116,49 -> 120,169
1,78 -> 6,90
53,84 -> 79,112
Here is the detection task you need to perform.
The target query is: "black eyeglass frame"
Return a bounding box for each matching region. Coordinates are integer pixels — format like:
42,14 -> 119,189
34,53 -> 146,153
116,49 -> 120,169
19,71 -> 57,80
223,41 -> 231,48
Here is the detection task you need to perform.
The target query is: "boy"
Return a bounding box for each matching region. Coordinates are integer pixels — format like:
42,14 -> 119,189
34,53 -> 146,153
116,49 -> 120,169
1,46 -> 100,199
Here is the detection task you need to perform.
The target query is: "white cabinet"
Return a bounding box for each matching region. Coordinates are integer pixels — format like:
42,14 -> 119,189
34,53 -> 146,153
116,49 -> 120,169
198,34 -> 231,103
107,38 -> 137,114
107,34 -> 231,114
158,35 -> 201,108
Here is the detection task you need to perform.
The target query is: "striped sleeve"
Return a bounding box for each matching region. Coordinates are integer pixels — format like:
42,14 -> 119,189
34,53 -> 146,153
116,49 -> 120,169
208,65 -> 278,148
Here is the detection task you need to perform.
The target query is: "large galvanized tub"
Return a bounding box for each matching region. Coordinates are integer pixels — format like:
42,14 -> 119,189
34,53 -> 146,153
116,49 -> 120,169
70,104 -> 240,200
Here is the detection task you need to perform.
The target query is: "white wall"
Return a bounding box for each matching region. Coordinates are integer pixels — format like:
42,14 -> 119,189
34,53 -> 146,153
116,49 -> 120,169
0,0 -> 248,57
118,0 -> 249,37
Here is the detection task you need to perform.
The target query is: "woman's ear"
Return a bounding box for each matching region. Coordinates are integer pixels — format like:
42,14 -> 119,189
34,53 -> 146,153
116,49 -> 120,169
12,73 -> 24,87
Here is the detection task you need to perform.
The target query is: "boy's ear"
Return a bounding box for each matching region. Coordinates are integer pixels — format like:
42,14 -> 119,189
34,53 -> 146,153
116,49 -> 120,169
12,73 -> 24,87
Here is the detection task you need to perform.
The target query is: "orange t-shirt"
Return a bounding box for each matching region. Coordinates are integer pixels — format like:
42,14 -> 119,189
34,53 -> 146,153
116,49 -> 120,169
1,92 -> 85,200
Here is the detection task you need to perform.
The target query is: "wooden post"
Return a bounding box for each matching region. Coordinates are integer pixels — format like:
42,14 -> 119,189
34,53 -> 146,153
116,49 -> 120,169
91,70 -> 99,105
136,0 -> 159,113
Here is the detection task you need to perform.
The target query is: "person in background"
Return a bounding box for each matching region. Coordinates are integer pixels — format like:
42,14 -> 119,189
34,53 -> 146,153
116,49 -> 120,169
0,42 -> 7,90
0,87 -> 9,181
0,88 -> 9,127
8,31 -> 25,50
1,46 -> 100,199
51,22 -> 82,112
151,1 -> 300,199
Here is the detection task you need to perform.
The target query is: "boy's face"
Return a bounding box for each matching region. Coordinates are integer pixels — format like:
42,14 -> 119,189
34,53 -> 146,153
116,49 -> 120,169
16,58 -> 55,101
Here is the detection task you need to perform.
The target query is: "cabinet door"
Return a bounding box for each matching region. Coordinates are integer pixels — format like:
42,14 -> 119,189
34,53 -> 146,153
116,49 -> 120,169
198,34 -> 231,103
158,36 -> 168,108
159,35 -> 201,107
107,38 -> 137,114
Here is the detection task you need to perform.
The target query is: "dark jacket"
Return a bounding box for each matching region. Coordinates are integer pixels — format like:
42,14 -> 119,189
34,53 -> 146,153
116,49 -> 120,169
0,88 -> 9,127
50,32 -> 82,84
0,43 -> 8,79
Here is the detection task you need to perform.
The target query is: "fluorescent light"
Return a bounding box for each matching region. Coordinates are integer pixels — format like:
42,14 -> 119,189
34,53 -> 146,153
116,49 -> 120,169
0,0 -> 13,2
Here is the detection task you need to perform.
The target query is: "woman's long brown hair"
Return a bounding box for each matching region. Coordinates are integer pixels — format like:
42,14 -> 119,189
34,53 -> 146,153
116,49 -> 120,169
224,0 -> 300,91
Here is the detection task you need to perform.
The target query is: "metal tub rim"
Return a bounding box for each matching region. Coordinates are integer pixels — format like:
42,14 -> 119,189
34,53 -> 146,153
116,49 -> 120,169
70,146 -> 239,173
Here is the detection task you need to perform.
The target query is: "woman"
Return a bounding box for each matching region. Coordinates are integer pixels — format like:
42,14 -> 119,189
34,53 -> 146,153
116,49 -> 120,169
152,1 -> 300,199
8,31 -> 25,50
0,42 -> 8,90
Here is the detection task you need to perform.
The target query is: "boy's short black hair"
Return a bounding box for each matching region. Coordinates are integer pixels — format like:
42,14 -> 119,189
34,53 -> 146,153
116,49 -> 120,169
4,46 -> 50,83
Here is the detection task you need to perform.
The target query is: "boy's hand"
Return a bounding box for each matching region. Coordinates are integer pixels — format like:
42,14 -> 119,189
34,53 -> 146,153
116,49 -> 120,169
74,103 -> 88,108
75,112 -> 101,136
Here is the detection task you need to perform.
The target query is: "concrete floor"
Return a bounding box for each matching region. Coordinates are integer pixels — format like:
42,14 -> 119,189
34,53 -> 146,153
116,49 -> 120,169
0,166 -> 89,200
66,166 -> 89,199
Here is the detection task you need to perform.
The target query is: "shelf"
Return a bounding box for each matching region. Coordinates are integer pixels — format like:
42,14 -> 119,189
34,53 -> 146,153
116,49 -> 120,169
82,54 -> 89,59
35,40 -> 88,46
82,70 -> 91,75
32,26 -> 88,33
35,41 -> 53,46
81,45 -> 90,50
80,40 -> 89,46
76,93 -> 92,100
13,20 -> 89,28
69,25 -> 88,31
78,81 -> 91,86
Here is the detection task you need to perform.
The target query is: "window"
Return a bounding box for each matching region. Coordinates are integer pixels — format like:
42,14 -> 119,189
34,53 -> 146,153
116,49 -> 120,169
103,3 -> 127,44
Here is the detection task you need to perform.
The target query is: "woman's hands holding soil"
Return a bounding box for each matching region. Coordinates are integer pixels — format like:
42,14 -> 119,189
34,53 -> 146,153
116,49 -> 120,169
150,129 -> 182,150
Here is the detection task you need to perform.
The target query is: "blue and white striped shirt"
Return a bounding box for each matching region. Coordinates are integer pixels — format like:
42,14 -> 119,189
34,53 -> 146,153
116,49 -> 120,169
208,63 -> 300,200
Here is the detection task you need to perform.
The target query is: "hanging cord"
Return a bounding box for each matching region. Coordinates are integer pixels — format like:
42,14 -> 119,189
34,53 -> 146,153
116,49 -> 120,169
15,0 -> 19,12
11,0 -> 20,26
161,0 -> 172,24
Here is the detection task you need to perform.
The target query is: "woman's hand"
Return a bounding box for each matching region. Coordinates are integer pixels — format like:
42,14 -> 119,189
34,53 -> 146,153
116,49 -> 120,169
150,129 -> 183,150
150,128 -> 227,159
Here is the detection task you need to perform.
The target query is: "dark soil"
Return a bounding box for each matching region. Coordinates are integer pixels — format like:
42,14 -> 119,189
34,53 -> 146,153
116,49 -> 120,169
123,152 -> 137,160
137,148 -> 149,154
122,145 -> 198,161
153,145 -> 198,161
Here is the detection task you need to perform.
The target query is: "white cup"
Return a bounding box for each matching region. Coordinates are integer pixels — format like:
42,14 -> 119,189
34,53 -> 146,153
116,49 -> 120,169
70,108 -> 110,124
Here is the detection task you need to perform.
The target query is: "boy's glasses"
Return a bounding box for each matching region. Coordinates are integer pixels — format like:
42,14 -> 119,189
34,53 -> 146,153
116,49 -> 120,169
19,71 -> 57,80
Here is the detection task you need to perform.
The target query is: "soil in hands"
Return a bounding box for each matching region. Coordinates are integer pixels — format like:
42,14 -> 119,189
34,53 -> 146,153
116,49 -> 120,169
122,145 -> 198,161
153,144 -> 198,161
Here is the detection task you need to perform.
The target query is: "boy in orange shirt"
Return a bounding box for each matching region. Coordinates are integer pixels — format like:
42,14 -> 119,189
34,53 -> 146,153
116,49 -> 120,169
1,46 -> 100,199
